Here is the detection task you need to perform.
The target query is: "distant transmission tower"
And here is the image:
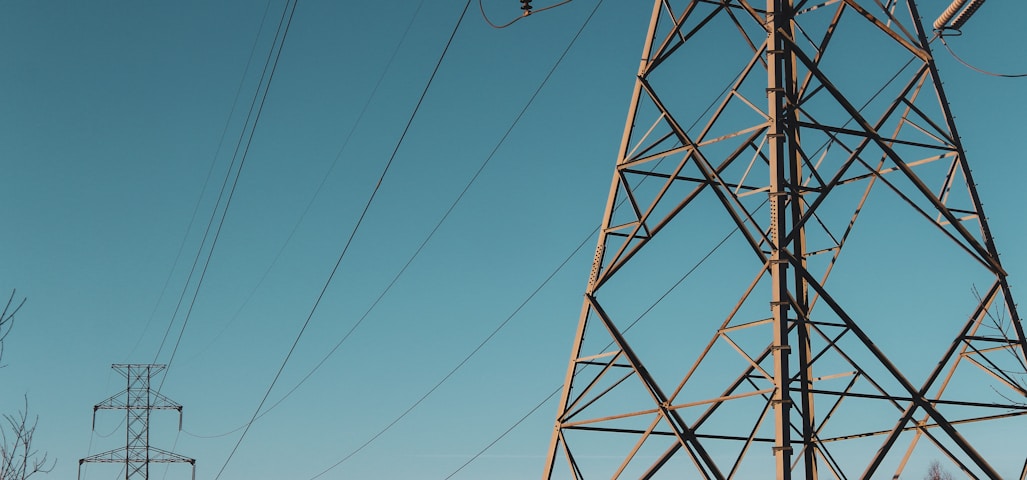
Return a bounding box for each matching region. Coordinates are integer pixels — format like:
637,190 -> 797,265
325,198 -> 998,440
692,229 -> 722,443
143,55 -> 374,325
79,364 -> 195,480
545,1 -> 1026,478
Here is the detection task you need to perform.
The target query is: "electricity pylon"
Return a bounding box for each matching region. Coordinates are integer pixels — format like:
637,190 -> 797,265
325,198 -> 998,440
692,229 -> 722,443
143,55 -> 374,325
544,1 -> 1027,478
79,364 -> 195,480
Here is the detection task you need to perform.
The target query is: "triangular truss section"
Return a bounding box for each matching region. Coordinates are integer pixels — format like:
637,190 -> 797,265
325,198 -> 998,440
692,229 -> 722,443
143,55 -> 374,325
544,1 -> 1026,479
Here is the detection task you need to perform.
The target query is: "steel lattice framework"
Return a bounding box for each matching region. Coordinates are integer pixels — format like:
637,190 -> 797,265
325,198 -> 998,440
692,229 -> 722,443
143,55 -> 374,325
544,1 -> 1027,478
79,364 -> 195,480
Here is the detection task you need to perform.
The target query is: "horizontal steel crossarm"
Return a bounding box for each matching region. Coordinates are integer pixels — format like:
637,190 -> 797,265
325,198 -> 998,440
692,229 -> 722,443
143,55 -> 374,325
149,391 -> 183,410
798,388 -> 1027,410
95,403 -> 181,411
574,359 -> 632,368
144,447 -> 195,464
561,406 -> 662,429
564,425 -> 775,443
93,392 -> 127,410
621,143 -> 690,169
619,166 -> 765,193
571,415 -> 1027,468
822,411 -> 1027,444
563,387 -> 779,431
111,363 -> 166,371
792,121 -> 955,151
94,391 -> 180,410
79,448 -> 126,464
836,152 -> 958,186
79,447 -> 194,465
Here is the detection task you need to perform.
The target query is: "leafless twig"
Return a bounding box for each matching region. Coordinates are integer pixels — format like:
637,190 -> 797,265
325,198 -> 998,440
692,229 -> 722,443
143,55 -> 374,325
0,397 -> 54,480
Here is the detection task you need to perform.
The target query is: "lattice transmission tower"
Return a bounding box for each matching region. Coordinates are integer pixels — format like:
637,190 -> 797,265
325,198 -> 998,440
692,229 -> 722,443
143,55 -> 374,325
79,364 -> 195,480
544,0 -> 1026,478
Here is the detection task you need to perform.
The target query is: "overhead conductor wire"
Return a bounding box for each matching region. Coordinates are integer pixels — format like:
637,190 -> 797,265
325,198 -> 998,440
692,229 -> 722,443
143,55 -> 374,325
153,1 -> 302,478
479,0 -> 574,28
934,1 -> 1026,77
128,0 -> 281,361
126,0 -> 277,362
84,1 -> 278,475
179,0 -> 428,377
938,36 -> 1027,78
306,1 -> 602,477
153,0 -> 300,390
212,1 -> 476,478
186,0 -> 583,443
442,221 -> 744,479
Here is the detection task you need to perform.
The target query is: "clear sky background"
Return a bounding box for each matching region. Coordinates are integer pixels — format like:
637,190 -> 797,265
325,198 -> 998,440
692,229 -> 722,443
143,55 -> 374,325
0,1 -> 1024,479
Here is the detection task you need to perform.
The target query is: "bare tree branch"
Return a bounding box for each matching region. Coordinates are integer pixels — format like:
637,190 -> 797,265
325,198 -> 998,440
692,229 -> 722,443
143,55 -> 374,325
0,290 -> 27,368
925,460 -> 955,480
0,397 -> 53,480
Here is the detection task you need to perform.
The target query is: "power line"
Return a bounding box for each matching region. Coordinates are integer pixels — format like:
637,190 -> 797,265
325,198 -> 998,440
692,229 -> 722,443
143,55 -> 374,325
308,226 -> 598,479
154,0 -> 302,391
84,4 -> 281,476
152,0 -> 292,364
124,0 -> 277,363
211,1 -> 474,478
304,3 -> 607,476
443,386 -> 562,479
183,0 -> 589,441
939,35 -> 1027,78
440,220 -> 742,478
478,0 -> 574,29
179,0 -> 428,372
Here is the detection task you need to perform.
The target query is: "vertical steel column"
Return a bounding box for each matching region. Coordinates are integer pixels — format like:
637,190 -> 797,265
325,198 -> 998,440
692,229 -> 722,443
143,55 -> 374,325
767,0 -> 794,477
124,367 -> 132,480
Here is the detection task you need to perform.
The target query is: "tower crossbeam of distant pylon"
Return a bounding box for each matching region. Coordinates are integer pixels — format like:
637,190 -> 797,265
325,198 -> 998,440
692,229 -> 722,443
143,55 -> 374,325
79,364 -> 195,480
544,1 -> 1027,478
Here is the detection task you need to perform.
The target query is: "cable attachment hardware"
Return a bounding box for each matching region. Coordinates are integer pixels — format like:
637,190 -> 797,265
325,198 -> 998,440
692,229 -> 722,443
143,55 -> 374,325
520,0 -> 533,15
933,0 -> 986,32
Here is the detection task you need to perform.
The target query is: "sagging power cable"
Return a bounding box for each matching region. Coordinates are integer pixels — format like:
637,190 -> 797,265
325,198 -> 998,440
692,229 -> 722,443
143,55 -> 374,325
938,36 -> 1027,78
153,0 -> 299,388
933,0 -> 1026,77
179,0 -> 427,375
441,220 -> 746,478
188,0 -> 594,446
302,2 -> 605,477
126,0 -> 278,363
212,1 -> 475,478
479,0 -> 574,29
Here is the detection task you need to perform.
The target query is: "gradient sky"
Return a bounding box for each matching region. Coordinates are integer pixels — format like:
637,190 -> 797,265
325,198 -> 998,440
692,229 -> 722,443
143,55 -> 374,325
1,1 -> 1025,479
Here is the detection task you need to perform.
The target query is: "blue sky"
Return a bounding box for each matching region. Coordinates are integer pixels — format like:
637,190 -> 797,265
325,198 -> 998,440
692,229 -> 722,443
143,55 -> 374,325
0,1 -> 1024,479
